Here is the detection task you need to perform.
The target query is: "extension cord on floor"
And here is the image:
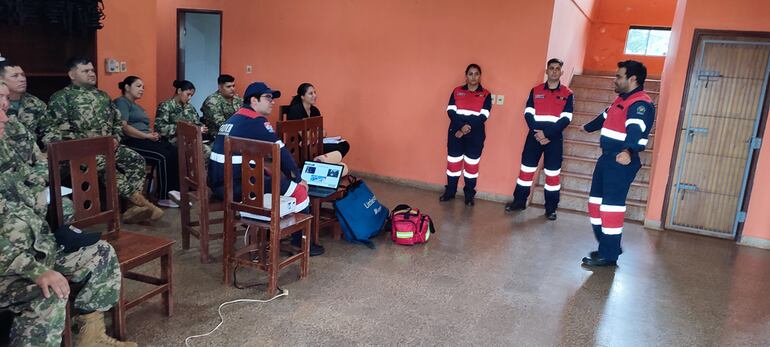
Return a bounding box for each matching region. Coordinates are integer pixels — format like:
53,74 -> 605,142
183,289 -> 288,346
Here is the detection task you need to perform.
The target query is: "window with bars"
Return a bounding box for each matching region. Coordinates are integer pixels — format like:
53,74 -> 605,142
624,26 -> 671,56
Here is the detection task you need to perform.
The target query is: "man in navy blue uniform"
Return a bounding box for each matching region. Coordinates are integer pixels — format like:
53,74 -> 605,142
505,58 -> 574,220
209,82 -> 324,256
580,60 -> 655,267
440,64 -> 493,206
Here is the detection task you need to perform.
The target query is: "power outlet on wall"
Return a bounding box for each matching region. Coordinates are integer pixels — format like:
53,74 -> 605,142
496,95 -> 505,105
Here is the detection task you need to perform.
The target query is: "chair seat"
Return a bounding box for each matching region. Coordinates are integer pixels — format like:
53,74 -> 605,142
102,231 -> 175,269
238,212 -> 313,230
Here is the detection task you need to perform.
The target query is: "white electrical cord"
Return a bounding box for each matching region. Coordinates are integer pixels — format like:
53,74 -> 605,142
183,289 -> 288,347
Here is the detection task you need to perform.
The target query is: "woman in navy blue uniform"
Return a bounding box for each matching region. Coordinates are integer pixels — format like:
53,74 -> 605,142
440,64 -> 493,206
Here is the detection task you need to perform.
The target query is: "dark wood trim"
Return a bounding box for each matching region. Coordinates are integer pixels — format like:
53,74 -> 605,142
176,9 -> 223,81
629,25 -> 672,31
660,28 -> 770,241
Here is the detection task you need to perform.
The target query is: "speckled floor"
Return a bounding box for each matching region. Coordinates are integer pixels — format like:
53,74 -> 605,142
120,178 -> 770,346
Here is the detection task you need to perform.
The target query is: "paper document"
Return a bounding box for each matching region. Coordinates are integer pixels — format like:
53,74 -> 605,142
45,186 -> 73,204
323,136 -> 344,144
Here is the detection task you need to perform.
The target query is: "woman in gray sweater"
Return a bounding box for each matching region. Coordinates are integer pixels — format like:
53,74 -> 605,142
115,76 -> 180,208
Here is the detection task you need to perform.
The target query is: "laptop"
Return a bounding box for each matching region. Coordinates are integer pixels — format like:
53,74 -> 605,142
301,161 -> 344,198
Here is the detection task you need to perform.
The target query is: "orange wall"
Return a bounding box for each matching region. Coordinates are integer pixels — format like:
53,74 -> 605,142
156,0 -> 226,113
647,0 -> 770,242
97,0 -> 158,111
583,0 -> 677,77
220,0 -> 558,197
547,0 -> 594,82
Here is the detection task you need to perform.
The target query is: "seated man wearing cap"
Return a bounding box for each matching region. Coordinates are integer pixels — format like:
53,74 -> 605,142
208,82 -> 324,256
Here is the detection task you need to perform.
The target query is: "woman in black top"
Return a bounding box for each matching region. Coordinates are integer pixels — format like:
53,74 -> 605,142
116,76 -> 180,208
286,83 -> 350,157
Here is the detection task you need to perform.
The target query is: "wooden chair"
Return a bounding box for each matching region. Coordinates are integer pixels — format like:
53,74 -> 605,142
275,118 -> 306,164
279,105 -> 290,121
47,136 -> 174,340
222,136 -> 313,297
304,116 -> 345,243
177,121 -> 224,263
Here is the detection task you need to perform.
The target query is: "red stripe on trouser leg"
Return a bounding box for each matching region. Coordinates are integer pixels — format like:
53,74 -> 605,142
545,175 -> 560,186
518,171 -> 535,181
588,203 -> 601,219
600,211 -> 625,228
464,163 -> 479,174
447,161 -> 463,173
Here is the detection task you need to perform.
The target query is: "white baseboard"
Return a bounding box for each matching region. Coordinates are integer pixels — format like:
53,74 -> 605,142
351,171 -> 512,203
739,236 -> 770,250
644,219 -> 663,230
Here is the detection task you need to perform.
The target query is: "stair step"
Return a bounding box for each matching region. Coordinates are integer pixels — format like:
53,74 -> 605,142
562,155 -> 652,183
537,170 -> 649,200
571,75 -> 661,92
573,87 -> 660,104
531,187 -> 646,222
575,99 -> 614,114
563,125 -> 655,149
562,139 -> 653,166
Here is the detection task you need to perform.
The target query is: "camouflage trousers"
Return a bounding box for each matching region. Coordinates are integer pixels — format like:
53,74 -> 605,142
97,144 -> 146,199
0,240 -> 121,347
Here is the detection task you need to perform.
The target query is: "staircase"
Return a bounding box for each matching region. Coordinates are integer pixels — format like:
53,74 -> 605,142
531,74 -> 661,221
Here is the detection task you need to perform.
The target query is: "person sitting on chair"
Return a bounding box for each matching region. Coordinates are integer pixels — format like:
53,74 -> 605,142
209,82 -> 325,257
0,81 -> 136,347
286,83 -> 351,158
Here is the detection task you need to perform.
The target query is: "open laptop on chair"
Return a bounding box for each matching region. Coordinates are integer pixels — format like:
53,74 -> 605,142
301,161 -> 344,198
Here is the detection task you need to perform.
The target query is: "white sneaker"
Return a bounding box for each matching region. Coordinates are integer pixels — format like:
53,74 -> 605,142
157,199 -> 179,208
168,190 -> 181,203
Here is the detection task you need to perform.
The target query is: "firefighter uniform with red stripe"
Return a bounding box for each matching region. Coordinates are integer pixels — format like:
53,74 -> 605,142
444,84 -> 492,202
510,83 -> 573,214
583,86 -> 654,261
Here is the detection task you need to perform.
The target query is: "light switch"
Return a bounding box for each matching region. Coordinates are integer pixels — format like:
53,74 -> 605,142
496,95 -> 505,105
491,94 -> 496,104
119,61 -> 127,72
246,65 -> 253,74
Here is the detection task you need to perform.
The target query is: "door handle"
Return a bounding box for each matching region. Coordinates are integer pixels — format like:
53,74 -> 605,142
686,127 -> 708,143
678,182 -> 699,200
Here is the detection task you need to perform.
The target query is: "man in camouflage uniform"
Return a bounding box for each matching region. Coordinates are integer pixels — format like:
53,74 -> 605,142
156,92 -> 212,159
0,61 -> 51,151
44,57 -> 161,223
0,81 -> 136,347
201,74 -> 242,141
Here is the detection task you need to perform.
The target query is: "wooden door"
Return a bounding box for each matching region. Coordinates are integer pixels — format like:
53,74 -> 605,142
667,38 -> 770,238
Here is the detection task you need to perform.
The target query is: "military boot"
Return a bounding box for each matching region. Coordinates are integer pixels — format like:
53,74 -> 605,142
122,203 -> 153,224
76,312 -> 137,347
129,192 -> 163,221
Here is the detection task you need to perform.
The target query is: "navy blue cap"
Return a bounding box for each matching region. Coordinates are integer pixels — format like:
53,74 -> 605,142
243,82 -> 281,104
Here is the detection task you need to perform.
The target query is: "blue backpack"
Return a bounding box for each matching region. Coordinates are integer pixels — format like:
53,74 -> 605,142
334,178 -> 388,248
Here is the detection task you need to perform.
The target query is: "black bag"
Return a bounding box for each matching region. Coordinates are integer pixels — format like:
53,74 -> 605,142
54,224 -> 101,253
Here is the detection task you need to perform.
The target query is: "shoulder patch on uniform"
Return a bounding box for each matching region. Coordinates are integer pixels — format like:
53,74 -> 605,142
636,105 -> 646,115
264,122 -> 275,133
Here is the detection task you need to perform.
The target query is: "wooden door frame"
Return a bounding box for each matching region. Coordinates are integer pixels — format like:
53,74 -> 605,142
661,29 -> 770,241
176,9 -> 223,81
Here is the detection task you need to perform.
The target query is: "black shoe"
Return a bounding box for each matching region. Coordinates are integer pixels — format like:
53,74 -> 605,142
465,196 -> 475,206
589,248 -> 622,260
504,201 -> 526,212
290,238 -> 325,257
439,193 -> 455,202
545,211 -> 557,220
581,256 -> 617,267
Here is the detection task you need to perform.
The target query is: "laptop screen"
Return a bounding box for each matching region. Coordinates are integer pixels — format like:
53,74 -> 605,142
301,161 -> 344,189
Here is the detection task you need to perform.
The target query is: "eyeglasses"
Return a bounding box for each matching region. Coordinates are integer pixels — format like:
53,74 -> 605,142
260,94 -> 274,101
